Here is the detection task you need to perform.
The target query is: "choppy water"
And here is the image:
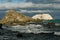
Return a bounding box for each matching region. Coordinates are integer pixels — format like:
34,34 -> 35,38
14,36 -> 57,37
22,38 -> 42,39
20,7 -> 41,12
0,0 -> 60,40
2,24 -> 60,34
2,25 -> 44,33
0,10 -> 60,39
0,29 -> 60,40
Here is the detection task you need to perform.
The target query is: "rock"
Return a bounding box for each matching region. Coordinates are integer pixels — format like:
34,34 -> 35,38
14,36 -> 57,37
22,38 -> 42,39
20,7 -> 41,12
0,24 -> 3,29
0,10 -> 33,26
16,33 -> 23,38
32,14 -> 53,20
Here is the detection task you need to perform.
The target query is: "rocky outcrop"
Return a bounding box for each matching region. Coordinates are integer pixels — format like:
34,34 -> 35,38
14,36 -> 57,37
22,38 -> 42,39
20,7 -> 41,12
0,10 -> 33,26
32,14 -> 53,20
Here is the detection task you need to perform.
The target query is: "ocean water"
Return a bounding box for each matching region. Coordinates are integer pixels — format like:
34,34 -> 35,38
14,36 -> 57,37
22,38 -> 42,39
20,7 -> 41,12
0,7 -> 60,40
0,0 -> 60,40
2,24 -> 60,33
0,25 -> 60,40
0,11 -> 60,40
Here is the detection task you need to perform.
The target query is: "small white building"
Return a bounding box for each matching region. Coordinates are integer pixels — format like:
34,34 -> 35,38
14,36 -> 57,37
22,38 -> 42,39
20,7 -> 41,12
32,14 -> 53,20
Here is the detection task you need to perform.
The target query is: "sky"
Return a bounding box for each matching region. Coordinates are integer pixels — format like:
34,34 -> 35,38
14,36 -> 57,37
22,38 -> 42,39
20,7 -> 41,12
0,0 -> 26,3
0,0 -> 60,9
0,0 -> 60,19
0,0 -> 60,3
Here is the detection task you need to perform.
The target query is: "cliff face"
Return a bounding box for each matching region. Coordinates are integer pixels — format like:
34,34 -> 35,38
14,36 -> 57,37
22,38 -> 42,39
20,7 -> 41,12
0,10 -> 33,26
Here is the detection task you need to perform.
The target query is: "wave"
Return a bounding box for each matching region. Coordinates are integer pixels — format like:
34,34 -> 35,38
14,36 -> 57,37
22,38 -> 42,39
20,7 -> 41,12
2,24 -> 53,34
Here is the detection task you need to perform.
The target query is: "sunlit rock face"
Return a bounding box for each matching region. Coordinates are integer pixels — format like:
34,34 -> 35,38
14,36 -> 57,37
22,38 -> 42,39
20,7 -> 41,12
32,14 -> 53,20
0,10 -> 33,26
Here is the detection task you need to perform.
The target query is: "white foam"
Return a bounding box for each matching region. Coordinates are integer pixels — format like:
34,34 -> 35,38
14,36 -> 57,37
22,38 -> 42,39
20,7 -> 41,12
54,32 -> 60,35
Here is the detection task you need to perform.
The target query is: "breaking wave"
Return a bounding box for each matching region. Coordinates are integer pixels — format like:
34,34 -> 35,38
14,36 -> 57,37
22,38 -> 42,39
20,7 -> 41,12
2,24 -> 53,34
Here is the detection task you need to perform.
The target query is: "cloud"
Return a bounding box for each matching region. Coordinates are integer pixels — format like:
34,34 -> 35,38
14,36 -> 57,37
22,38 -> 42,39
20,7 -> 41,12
0,2 -> 60,9
0,2 -> 52,9
52,4 -> 60,9
0,2 -> 33,9
19,9 -> 53,13
54,0 -> 60,2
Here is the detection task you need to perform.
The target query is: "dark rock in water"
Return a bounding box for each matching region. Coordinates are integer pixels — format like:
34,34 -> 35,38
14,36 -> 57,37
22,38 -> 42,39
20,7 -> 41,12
54,34 -> 60,37
16,33 -> 23,38
34,32 -> 54,37
0,24 -> 3,29
40,32 -> 54,35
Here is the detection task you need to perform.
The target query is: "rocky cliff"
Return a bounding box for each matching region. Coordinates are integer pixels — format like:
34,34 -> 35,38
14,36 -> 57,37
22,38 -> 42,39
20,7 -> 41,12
0,10 -> 33,26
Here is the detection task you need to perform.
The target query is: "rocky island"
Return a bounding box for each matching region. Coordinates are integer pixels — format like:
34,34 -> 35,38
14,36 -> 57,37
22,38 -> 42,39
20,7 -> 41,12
0,10 -> 54,26
0,10 -> 34,26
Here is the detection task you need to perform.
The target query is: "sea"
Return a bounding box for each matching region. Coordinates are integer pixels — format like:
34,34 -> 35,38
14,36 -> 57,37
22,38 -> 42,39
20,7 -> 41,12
0,10 -> 60,40
0,0 -> 60,40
